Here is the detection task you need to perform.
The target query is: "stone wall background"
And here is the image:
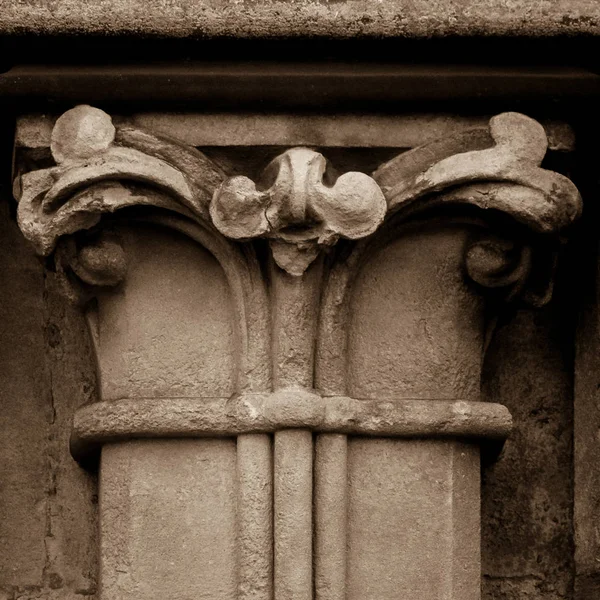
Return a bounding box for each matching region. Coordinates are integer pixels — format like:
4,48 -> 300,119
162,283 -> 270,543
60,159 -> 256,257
0,191 -> 98,600
482,301 -> 575,599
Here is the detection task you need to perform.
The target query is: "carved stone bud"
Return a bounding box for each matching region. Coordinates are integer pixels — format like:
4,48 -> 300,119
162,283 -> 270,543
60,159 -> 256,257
211,148 -> 386,275
71,235 -> 128,288
51,105 -> 116,164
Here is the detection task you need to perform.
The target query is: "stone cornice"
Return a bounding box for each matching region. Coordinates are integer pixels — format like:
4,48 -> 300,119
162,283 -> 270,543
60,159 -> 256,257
3,65 -> 600,110
0,1 -> 599,38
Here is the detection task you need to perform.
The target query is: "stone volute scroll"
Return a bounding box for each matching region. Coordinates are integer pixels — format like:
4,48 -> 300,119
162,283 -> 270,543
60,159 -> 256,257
13,105 -> 581,600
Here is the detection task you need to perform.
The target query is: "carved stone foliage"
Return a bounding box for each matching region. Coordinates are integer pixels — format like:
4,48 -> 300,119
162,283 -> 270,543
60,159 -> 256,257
13,105 -> 582,600
211,147 -> 387,275
17,106 -> 580,287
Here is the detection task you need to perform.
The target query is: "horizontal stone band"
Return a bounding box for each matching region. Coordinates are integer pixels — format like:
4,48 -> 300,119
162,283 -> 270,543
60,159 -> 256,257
71,390 -> 513,461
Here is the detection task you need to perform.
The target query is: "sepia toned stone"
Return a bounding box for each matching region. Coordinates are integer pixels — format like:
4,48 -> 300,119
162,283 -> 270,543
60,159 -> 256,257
347,440 -> 480,600
100,440 -> 237,600
0,199 -> 99,599
212,148 -> 386,275
51,106 -> 116,165
0,0 -> 598,38
574,240 -> 600,599
17,113 -> 577,152
9,106 -> 582,600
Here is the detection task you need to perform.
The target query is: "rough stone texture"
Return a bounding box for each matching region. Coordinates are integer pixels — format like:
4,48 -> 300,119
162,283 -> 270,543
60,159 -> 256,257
236,433 -> 273,600
70,395 -> 513,454
347,440 -> 480,600
0,211 -> 575,600
51,107 -> 116,166
344,225 -> 484,598
273,429 -> 313,600
314,434 -> 347,600
573,232 -> 599,600
17,114 -> 577,152
348,225 -> 485,401
374,112 -> 581,238
0,0 -> 598,38
100,440 -> 237,600
15,108 -> 579,265
0,199 -> 49,595
91,220 -> 239,600
4,110 -> 582,600
0,194 -> 98,599
212,147 -> 386,275
94,223 -> 236,400
481,305 -> 574,599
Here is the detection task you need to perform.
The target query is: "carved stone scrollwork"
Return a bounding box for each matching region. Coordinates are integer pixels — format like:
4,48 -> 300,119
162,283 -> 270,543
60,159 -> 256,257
18,105 -> 224,254
13,105 -> 582,600
17,107 -> 579,294
211,147 -> 387,275
372,111 -> 579,308
17,104 -> 227,301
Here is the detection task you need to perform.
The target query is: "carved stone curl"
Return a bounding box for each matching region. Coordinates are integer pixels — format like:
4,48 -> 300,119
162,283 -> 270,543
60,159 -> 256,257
15,106 -> 581,298
211,148 -> 387,275
371,111 -> 581,306
16,104 -> 226,296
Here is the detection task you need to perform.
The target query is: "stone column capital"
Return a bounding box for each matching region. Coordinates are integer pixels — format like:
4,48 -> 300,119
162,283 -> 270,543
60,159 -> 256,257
12,104 -> 582,600
15,106 -> 580,290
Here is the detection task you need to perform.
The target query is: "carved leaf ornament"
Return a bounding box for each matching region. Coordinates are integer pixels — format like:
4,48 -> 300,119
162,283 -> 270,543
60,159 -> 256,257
16,105 -> 581,287
17,105 -> 225,257
210,147 -> 387,275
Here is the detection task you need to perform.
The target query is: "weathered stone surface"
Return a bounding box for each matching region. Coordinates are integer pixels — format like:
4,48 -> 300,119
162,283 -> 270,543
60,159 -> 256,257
482,307 -> 574,600
314,434 -> 347,600
93,223 -> 236,400
100,440 -> 237,600
15,107 -> 580,289
17,113 -> 577,152
273,429 -> 313,600
0,0 -> 598,38
237,434 -> 273,600
212,147 -> 386,275
348,225 -> 485,401
0,194 -> 98,599
347,440 -> 480,600
51,106 -> 116,165
375,112 -> 581,236
343,226 -> 484,597
7,107 -> 582,600
16,105 -> 225,257
71,395 -> 512,457
0,200 -> 49,594
573,238 -> 600,600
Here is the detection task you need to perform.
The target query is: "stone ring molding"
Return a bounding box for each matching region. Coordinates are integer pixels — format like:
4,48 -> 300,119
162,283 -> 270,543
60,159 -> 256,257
13,104 -> 582,600
70,393 -> 513,463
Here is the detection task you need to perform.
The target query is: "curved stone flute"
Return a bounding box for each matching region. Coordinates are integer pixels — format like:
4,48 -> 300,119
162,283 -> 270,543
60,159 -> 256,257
14,105 -> 581,600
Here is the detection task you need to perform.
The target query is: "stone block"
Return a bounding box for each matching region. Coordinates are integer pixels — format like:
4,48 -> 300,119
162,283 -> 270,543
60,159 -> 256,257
100,440 -> 237,600
347,439 -> 480,600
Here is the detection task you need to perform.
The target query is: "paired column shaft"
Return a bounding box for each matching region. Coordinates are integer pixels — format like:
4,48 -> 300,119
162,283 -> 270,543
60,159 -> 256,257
271,258 -> 322,600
